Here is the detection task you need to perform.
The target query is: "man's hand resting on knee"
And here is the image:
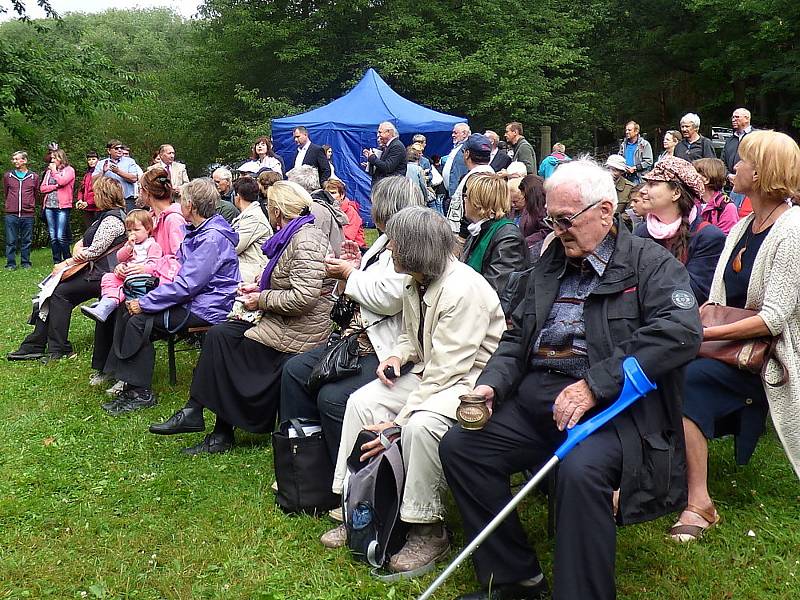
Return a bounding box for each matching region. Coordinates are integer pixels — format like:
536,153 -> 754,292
553,379 -> 596,431
360,421 -> 400,462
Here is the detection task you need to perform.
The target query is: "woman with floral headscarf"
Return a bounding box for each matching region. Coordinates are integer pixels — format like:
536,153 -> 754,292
634,156 -> 725,303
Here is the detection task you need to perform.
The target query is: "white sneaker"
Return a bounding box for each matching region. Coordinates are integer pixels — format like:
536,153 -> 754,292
105,380 -> 125,396
89,371 -> 112,386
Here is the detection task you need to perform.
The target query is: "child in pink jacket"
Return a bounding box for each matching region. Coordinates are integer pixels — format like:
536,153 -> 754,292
81,209 -> 162,322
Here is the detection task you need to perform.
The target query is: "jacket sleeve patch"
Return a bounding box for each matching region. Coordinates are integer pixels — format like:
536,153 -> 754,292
671,289 -> 696,309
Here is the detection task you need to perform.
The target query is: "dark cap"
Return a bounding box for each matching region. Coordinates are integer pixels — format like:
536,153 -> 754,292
463,133 -> 492,157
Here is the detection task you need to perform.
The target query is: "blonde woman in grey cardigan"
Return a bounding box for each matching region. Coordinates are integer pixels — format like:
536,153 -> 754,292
671,130 -> 800,543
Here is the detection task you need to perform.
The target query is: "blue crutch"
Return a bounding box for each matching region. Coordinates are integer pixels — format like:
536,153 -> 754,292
417,356 -> 656,600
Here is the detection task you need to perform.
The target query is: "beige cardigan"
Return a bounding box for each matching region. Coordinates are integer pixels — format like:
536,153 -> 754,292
707,206 -> 800,478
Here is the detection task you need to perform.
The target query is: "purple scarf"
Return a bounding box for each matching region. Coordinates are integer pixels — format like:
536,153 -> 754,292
258,212 -> 315,290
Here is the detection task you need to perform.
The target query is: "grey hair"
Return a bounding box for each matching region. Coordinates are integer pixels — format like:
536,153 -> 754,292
212,167 -> 232,181
379,121 -> 398,136
11,150 -> 28,160
385,206 -> 454,282
733,107 -> 751,119
412,133 -> 426,143
286,164 -> 320,193
552,143 -> 566,153
484,130 -> 499,145
454,122 -> 471,135
681,113 -> 701,129
180,177 -> 220,218
544,157 -> 618,211
371,176 -> 425,227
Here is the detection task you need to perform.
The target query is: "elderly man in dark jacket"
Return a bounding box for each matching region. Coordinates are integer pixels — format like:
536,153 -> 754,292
440,158 -> 703,600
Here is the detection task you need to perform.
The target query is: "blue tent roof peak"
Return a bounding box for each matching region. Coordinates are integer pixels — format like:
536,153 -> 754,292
272,68 -> 465,132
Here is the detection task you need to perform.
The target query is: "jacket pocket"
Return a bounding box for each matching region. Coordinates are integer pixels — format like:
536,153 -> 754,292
639,431 -> 674,501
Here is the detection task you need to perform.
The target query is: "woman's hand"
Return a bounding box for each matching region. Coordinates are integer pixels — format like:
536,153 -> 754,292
359,421 -> 399,462
75,200 -> 88,210
340,240 -> 362,268
125,263 -> 146,276
51,260 -> 70,276
74,248 -> 89,262
48,162 -> 57,173
325,256 -> 355,281
240,292 -> 261,310
376,356 -> 402,388
114,263 -> 128,278
126,299 -> 142,315
238,282 -> 259,294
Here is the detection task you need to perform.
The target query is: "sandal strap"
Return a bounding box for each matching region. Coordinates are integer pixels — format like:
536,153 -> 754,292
669,524 -> 706,539
686,503 -> 718,524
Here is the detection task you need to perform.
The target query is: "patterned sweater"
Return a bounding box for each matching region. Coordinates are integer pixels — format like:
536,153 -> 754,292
708,205 -> 800,479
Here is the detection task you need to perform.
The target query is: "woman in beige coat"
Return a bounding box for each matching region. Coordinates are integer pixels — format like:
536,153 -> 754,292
230,176 -> 272,282
671,131 -> 800,542
149,181 -> 334,454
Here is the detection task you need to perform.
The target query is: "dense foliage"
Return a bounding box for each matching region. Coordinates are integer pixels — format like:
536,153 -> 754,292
0,0 -> 798,175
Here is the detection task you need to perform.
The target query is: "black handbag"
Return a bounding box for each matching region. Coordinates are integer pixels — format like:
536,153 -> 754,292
306,330 -> 361,394
272,419 -> 339,515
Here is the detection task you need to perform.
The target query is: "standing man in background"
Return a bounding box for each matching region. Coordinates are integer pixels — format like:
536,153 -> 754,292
504,122 -> 537,174
94,140 -> 141,212
617,121 -> 653,184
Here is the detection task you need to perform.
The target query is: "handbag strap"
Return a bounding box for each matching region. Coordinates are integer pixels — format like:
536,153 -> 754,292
163,308 -> 192,334
762,338 -> 789,388
290,418 -> 307,438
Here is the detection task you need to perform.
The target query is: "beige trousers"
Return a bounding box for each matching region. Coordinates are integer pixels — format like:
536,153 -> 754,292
332,374 -> 455,523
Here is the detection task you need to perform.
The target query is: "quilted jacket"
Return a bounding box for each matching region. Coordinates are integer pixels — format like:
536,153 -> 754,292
244,223 -> 334,352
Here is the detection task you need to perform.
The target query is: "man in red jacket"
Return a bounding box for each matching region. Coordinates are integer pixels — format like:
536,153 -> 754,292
4,151 -> 40,270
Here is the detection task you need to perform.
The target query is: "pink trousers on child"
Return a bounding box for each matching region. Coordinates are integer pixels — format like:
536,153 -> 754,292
100,272 -> 126,303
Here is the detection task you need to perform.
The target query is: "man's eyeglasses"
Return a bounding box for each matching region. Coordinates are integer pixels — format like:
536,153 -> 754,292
112,145 -> 124,150
543,200 -> 601,231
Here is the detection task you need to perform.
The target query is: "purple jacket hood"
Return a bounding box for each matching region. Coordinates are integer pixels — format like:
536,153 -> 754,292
139,214 -> 241,323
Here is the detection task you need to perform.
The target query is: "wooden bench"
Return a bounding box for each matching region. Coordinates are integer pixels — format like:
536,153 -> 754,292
165,326 -> 211,385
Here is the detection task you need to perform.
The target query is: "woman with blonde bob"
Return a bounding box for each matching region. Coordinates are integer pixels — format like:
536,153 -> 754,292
671,130 -> 800,542
149,180 -> 335,455
460,173 -> 529,297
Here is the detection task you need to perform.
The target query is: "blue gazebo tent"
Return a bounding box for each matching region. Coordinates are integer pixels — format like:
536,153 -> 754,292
271,68 -> 466,226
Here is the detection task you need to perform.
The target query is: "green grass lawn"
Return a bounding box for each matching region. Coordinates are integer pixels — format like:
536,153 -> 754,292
1,248 -> 798,599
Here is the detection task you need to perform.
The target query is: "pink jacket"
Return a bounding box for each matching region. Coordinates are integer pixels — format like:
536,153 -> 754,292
39,165 -> 76,209
116,237 -> 163,274
700,191 -> 739,235
151,202 -> 187,256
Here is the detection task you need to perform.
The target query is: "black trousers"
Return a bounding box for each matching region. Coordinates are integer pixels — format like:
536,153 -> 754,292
279,344 -> 381,463
439,370 -> 623,600
103,305 -> 209,389
17,275 -> 100,355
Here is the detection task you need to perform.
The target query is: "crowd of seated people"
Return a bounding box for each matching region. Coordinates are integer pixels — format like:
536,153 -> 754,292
4,122 -> 800,599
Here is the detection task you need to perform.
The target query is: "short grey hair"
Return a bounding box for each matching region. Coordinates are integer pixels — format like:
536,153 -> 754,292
733,107 -> 751,119
552,143 -> 566,153
180,177 -> 220,218
412,134 -> 426,144
680,113 -> 701,129
385,206 -> 454,282
544,157 -> 618,211
454,122 -> 471,135
379,121 -> 398,136
484,130 -> 499,145
286,165 -> 320,193
212,167 -> 232,181
11,150 -> 28,160
371,176 -> 425,227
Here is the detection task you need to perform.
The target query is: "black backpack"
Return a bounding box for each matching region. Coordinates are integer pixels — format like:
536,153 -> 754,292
343,428 -> 408,569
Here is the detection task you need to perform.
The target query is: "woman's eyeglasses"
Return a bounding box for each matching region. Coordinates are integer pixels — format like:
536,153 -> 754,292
543,200 -> 601,231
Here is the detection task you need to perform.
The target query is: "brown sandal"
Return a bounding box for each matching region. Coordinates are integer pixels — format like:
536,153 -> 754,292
668,504 -> 721,542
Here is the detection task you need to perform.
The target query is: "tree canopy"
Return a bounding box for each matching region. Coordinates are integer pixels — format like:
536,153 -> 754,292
0,0 -> 798,175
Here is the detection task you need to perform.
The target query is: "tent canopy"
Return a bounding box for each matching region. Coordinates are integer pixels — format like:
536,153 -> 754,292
272,68 -> 466,226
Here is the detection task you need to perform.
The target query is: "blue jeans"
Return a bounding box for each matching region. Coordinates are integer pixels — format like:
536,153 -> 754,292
4,214 -> 34,268
44,207 -> 72,263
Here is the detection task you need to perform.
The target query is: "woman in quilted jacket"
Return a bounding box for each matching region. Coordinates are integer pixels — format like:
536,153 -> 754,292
149,181 -> 335,455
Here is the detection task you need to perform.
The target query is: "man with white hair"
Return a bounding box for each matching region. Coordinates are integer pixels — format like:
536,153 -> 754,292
440,158 -> 703,600
442,122 -> 471,200
364,121 -> 406,185
721,108 -> 754,206
485,130 -> 512,171
674,113 -> 715,162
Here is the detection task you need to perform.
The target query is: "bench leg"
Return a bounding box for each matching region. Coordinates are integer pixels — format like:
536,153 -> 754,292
168,335 -> 177,385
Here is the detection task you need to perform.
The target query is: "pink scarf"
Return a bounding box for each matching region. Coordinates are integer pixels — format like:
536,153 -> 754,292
646,205 -> 697,239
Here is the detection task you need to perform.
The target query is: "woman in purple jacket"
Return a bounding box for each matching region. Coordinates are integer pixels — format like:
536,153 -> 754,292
101,178 -> 240,416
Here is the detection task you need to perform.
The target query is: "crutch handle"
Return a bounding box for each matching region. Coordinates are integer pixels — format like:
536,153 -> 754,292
554,356 -> 655,460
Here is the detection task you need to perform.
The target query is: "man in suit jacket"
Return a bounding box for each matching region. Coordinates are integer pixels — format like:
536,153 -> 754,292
363,121 -> 407,185
149,144 -> 190,189
291,126 -> 331,184
486,130 -> 512,172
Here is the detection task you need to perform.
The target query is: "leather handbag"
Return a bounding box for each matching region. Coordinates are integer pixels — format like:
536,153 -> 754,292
306,330 -> 362,394
697,303 -> 787,386
272,419 -> 339,515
